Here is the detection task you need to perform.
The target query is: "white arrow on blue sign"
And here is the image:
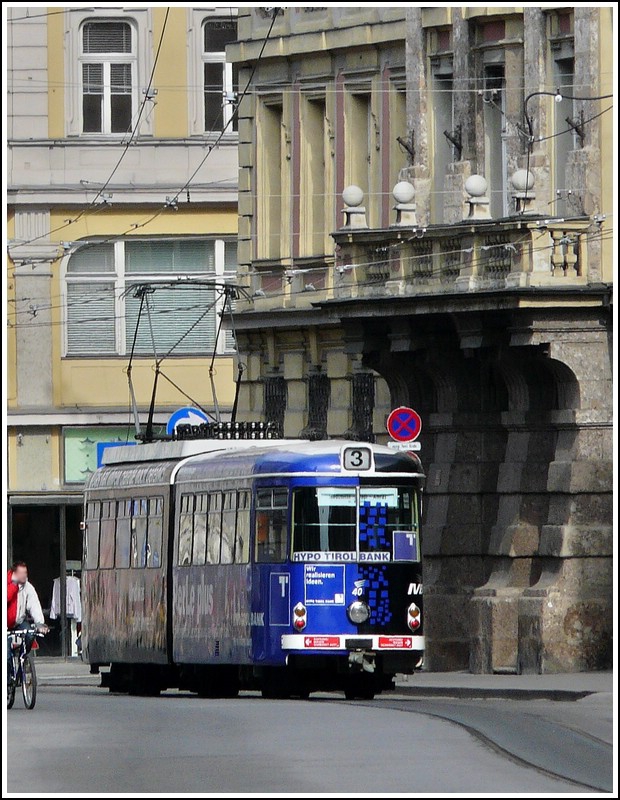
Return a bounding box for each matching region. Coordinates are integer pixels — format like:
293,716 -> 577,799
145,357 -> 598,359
166,407 -> 211,435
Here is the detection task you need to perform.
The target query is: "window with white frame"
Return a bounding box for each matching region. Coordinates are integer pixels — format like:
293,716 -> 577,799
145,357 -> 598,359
203,17 -> 238,132
80,20 -> 136,134
64,238 -> 238,357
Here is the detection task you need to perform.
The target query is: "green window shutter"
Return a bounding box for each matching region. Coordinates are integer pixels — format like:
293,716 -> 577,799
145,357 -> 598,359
125,285 -> 217,356
66,282 -> 117,355
67,242 -> 115,273
125,240 -> 216,273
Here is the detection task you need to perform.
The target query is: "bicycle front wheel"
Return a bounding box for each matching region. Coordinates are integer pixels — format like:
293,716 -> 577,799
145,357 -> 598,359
7,668 -> 16,710
21,654 -> 37,709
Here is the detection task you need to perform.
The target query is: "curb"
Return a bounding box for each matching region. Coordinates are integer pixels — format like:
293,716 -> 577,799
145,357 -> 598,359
392,685 -> 593,701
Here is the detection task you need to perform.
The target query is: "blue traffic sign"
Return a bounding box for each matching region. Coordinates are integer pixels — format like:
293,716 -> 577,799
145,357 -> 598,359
166,406 -> 211,435
387,406 -> 422,442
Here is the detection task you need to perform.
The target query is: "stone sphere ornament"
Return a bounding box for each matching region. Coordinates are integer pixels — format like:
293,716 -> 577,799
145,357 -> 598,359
511,169 -> 535,192
392,181 -> 416,204
342,185 -> 364,207
465,174 -> 488,197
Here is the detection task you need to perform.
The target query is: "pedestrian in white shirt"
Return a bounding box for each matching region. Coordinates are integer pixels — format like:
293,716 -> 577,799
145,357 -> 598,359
10,562 -> 48,630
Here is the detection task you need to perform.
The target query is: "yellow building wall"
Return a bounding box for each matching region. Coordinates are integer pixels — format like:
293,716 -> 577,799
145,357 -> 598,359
49,207 -> 237,240
153,7 -> 189,138
47,6 -> 65,139
58,357 -> 237,409
7,212 -> 17,405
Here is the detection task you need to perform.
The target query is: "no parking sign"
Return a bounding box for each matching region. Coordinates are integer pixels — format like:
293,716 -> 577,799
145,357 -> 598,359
386,406 -> 422,442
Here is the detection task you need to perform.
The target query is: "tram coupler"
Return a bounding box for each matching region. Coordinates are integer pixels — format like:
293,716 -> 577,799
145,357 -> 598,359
348,650 -> 376,673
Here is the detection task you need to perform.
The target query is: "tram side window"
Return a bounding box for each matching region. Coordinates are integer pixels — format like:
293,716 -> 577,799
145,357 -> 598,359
255,488 -> 288,563
85,501 -> 100,570
115,499 -> 131,568
99,500 -> 116,569
178,494 -> 194,567
131,497 -> 149,568
221,491 -> 236,565
192,494 -> 207,566
148,497 -> 163,568
206,492 -> 222,564
235,491 -> 250,563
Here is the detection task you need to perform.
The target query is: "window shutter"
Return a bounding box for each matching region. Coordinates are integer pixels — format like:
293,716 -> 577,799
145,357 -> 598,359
125,285 -> 218,356
66,283 -> 117,355
83,21 -> 132,54
110,63 -> 132,94
68,243 -> 115,273
223,241 -> 238,351
83,63 -> 103,93
125,240 -> 216,273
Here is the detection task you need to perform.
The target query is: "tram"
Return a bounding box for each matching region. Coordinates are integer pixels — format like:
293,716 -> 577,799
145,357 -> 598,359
82,432 -> 425,699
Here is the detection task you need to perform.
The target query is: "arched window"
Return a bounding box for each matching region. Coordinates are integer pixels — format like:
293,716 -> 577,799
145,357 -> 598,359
64,238 -> 238,356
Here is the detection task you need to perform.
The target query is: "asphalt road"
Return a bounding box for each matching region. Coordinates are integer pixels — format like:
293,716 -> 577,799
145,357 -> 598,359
5,686 -> 611,794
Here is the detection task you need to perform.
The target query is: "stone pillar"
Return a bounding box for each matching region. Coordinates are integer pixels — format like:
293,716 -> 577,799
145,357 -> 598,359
439,11 -> 476,225
518,320 -> 613,672
470,412 -> 555,673
404,7 -> 431,224
10,210 -> 57,409
470,310 -> 612,674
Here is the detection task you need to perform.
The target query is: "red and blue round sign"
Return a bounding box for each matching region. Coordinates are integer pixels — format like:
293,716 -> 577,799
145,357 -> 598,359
387,406 -> 422,442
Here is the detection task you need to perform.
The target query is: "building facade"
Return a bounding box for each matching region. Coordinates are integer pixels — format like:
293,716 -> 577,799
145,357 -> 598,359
6,6 -> 239,655
229,7 -> 613,672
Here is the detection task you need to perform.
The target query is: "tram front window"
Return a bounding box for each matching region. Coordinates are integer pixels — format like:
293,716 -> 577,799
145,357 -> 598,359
292,487 -> 356,554
292,486 -> 420,561
358,487 -> 419,559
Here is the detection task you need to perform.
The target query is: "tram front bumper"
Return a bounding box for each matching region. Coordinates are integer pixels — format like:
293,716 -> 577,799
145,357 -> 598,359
280,634 -> 424,651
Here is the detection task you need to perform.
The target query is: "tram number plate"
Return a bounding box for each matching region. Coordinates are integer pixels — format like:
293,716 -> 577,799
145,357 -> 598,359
304,636 -> 341,649
342,447 -> 372,471
378,636 -> 413,649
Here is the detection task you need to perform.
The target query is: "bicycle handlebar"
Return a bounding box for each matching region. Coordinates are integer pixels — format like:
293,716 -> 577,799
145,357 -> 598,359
7,628 -> 47,636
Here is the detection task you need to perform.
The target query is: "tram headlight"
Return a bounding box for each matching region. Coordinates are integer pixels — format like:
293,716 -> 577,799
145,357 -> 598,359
347,601 -> 370,625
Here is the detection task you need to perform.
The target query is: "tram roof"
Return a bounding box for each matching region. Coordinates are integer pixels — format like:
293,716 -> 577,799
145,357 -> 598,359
101,438 -> 424,479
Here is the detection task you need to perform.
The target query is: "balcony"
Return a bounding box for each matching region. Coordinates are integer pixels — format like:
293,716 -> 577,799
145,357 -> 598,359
245,174 -> 592,313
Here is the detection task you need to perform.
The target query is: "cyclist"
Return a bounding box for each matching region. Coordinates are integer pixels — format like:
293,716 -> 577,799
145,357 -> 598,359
7,562 -> 48,672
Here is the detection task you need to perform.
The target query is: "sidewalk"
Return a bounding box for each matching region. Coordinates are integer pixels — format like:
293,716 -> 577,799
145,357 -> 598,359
34,656 -> 613,700
394,669 -> 614,700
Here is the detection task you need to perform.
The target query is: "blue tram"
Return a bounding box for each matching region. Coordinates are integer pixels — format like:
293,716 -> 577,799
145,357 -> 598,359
82,438 -> 425,699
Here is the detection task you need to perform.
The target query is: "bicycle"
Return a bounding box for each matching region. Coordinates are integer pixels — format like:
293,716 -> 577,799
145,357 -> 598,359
7,627 -> 46,710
